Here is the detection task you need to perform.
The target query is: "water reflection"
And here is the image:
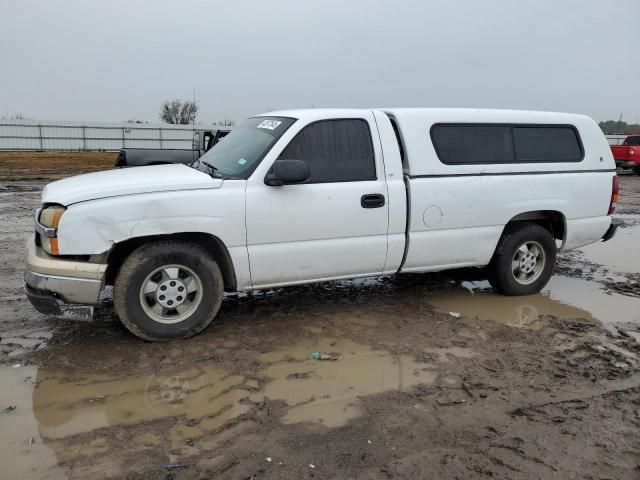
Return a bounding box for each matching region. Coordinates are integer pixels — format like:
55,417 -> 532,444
261,338 -> 437,427
32,340 -> 439,438
33,366 -> 249,440
11,335 -> 443,479
426,275 -> 640,331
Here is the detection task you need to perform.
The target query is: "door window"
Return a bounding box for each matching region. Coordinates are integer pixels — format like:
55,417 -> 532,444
278,119 -> 376,183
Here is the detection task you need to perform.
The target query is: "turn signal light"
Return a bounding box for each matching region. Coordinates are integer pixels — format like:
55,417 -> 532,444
38,206 -> 65,255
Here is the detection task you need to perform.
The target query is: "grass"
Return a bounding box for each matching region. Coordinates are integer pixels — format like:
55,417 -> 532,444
0,151 -> 117,181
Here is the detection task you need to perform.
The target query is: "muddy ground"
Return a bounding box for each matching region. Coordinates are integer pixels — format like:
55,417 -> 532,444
1,168 -> 640,479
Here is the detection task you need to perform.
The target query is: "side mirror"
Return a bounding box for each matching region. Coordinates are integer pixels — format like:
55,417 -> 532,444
265,159 -> 310,186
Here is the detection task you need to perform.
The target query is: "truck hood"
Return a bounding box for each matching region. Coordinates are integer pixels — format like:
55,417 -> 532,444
41,164 -> 222,205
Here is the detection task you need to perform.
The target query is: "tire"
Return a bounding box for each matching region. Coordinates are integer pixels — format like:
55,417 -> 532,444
487,223 -> 556,296
114,241 -> 224,341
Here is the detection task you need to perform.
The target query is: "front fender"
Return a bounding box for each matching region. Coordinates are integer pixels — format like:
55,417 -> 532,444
56,184 -> 246,256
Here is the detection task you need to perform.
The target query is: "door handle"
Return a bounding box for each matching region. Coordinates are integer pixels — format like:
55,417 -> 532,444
361,193 -> 385,209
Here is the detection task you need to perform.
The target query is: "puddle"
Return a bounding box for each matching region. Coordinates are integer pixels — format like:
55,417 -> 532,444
33,367 -> 249,441
0,363 -> 255,479
544,276 -> 640,329
0,337 -> 443,478
429,284 -> 589,330
579,223 -> 640,274
261,338 -> 437,427
427,275 -> 640,331
0,367 -> 67,480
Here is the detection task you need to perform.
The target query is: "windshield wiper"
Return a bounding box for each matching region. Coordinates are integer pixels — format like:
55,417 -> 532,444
200,160 -> 224,178
200,160 -> 240,180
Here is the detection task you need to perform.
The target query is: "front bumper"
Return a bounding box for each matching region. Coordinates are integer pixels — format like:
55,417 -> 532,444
24,236 -> 107,320
24,283 -> 95,320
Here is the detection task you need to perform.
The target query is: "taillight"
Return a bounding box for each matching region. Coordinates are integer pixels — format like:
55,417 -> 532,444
608,176 -> 619,215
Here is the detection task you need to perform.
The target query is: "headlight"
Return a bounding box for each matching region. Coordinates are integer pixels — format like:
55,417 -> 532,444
37,206 -> 65,255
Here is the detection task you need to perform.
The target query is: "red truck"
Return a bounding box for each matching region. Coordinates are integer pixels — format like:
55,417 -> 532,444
611,135 -> 640,174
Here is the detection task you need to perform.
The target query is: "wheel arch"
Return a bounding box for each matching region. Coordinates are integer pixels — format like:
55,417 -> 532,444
487,220 -> 558,296
105,232 -> 237,291
501,210 -> 566,247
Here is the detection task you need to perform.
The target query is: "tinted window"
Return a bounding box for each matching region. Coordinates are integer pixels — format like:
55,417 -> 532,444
278,119 -> 375,183
624,136 -> 640,146
431,124 -> 583,164
431,125 -> 514,164
513,127 -> 582,162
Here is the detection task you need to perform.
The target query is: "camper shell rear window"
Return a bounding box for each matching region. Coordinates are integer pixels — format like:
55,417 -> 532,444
430,124 -> 584,165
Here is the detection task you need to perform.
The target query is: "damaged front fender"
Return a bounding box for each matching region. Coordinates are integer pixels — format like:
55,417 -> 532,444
55,183 -> 247,256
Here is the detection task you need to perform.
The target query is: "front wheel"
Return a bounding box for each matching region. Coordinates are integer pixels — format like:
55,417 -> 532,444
114,241 -> 224,341
487,223 -> 556,296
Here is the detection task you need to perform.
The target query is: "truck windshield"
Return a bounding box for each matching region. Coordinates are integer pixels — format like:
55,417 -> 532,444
624,136 -> 640,146
198,116 -> 296,179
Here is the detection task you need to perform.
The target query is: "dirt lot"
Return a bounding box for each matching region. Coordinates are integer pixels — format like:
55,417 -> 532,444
0,161 -> 639,479
0,152 -> 116,181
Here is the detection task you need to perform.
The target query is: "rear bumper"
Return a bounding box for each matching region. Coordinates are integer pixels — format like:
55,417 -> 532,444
23,236 -> 106,320
616,160 -> 638,169
602,219 -> 619,242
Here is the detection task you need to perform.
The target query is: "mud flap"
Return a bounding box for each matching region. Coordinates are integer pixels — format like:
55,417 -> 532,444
601,220 -> 619,243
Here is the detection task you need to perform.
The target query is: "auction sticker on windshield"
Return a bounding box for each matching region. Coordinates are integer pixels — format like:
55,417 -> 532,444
257,120 -> 282,130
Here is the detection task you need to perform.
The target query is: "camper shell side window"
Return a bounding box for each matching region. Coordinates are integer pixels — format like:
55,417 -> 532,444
430,124 -> 584,165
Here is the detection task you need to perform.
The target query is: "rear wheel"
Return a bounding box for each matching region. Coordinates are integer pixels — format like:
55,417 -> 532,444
114,241 -> 223,341
487,223 -> 556,296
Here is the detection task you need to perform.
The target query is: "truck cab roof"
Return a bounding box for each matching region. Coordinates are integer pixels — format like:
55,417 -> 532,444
259,107 -> 590,122
258,108 -> 609,177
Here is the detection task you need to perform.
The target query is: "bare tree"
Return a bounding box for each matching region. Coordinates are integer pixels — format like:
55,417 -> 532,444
159,99 -> 198,125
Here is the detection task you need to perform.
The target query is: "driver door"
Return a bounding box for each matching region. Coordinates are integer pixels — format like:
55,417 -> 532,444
245,115 -> 389,288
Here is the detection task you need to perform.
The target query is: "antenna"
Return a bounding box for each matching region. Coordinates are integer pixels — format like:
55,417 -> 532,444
192,89 -> 197,164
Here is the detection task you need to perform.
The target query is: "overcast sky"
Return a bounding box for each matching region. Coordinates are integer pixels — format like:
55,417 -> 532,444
1,0 -> 638,124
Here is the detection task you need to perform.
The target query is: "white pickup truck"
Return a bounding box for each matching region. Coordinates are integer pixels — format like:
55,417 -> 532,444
25,108 -> 619,340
